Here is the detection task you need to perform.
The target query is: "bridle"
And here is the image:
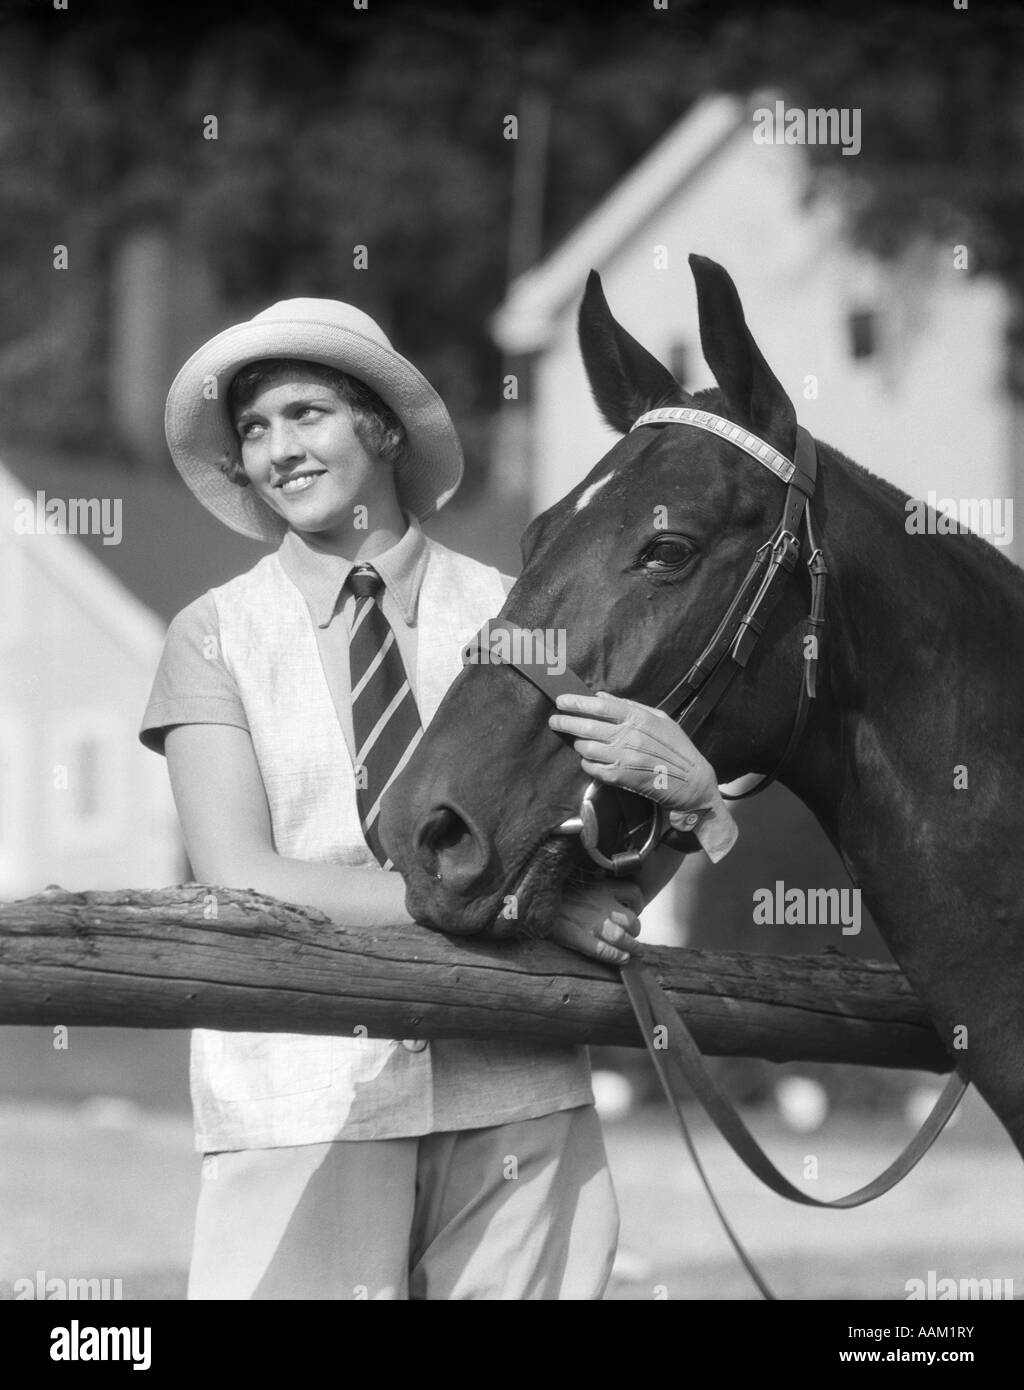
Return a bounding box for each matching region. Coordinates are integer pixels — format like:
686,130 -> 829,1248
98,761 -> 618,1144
465,407 -> 829,876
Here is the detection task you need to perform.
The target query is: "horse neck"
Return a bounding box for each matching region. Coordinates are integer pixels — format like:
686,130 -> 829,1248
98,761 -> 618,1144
783,447 -> 1024,852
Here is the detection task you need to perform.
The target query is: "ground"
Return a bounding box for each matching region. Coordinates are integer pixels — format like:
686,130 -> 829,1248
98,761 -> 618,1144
0,1041 -> 1020,1301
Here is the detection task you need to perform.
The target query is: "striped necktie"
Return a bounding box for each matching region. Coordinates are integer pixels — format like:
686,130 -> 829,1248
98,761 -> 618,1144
348,564 -> 423,869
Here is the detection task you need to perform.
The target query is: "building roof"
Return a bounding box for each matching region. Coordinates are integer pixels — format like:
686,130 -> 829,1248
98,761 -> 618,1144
2,456 -> 170,656
490,93 -> 752,355
3,449 -> 271,626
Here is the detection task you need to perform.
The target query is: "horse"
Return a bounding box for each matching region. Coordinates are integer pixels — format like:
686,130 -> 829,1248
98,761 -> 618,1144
379,252 -> 1024,1158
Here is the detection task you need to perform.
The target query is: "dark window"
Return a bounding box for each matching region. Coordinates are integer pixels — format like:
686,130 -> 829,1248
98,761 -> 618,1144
1006,316 -> 1024,399
848,310 -> 877,360
668,341 -> 689,387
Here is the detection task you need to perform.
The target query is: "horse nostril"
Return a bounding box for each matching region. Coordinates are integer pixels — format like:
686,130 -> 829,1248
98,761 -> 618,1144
420,807 -> 467,856
414,804 -> 489,889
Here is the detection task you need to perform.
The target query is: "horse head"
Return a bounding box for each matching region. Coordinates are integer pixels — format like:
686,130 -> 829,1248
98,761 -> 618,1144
380,254 -> 829,937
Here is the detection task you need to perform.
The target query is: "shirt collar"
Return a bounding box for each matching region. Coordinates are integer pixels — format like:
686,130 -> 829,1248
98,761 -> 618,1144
277,513 -> 429,629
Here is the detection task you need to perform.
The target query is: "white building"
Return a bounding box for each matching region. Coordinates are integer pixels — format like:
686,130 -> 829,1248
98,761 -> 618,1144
493,93 -> 1022,562
0,460 -> 184,898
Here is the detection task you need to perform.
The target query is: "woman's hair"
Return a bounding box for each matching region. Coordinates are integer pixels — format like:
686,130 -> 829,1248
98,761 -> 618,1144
220,358 -> 408,487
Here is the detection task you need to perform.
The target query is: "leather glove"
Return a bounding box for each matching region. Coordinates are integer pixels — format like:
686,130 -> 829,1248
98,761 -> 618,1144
548,690 -> 737,862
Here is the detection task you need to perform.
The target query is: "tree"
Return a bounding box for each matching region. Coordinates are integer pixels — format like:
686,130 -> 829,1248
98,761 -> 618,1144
0,0 -> 1020,461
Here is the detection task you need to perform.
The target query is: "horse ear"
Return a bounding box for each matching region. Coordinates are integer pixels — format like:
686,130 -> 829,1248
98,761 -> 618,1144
688,254 -> 796,454
578,270 -> 686,434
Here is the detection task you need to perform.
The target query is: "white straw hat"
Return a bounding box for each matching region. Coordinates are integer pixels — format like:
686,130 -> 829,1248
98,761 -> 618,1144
164,298 -> 464,542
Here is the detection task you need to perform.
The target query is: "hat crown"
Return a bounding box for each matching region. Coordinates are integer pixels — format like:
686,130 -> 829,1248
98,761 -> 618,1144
250,299 -> 393,351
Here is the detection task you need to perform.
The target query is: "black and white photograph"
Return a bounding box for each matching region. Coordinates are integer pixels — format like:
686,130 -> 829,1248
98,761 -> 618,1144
1,0 -> 1022,1354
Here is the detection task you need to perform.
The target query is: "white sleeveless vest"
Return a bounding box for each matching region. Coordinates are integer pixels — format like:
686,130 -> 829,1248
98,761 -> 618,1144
191,537 -> 592,1150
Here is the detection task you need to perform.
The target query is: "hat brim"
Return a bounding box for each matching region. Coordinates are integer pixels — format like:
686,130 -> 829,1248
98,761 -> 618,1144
164,317 -> 464,543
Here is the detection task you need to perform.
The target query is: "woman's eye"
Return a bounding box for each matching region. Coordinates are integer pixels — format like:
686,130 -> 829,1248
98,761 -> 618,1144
238,421 -> 263,439
642,537 -> 694,571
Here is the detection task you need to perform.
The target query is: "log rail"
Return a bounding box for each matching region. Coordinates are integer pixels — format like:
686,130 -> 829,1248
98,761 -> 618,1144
0,886 -> 952,1072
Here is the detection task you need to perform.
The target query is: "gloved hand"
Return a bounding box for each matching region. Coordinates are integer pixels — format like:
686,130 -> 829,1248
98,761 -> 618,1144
549,690 -> 720,809
548,691 -> 738,862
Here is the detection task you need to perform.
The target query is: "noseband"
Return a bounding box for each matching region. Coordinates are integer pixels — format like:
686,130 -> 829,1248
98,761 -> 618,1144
464,408 -> 829,877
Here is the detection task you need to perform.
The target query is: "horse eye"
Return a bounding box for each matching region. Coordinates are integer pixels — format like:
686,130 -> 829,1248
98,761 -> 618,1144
642,537 -> 694,571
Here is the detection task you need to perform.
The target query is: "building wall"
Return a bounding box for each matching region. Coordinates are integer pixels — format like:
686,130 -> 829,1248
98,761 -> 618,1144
0,531 -> 183,898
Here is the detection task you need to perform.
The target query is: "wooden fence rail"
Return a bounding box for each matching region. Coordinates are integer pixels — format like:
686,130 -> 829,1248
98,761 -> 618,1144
0,886 -> 952,1072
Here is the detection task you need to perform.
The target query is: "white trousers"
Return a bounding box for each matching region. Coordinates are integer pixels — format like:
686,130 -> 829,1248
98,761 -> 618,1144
188,1104 -> 619,1300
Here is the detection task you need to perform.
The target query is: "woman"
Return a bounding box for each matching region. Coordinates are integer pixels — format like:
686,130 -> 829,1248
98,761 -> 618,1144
141,295 -> 736,1301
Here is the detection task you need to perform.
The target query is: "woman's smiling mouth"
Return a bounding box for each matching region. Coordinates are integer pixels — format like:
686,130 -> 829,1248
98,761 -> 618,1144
274,470 -> 327,494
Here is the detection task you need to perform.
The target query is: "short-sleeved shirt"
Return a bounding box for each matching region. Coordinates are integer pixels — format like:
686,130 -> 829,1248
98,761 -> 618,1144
141,517 -> 478,759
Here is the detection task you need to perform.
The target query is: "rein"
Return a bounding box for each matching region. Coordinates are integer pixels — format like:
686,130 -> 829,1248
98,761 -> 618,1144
466,407 -> 968,1299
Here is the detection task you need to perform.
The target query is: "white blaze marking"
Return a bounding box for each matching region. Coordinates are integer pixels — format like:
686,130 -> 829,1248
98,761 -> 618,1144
573,473 -> 613,514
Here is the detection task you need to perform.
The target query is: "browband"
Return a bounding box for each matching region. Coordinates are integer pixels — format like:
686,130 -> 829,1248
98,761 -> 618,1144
631,407 -> 814,495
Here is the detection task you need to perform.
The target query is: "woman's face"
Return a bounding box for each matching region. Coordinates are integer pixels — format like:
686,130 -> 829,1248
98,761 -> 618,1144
233,373 -> 400,541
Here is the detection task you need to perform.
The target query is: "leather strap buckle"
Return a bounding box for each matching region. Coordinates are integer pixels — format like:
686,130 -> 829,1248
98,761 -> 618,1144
771,529 -> 800,570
